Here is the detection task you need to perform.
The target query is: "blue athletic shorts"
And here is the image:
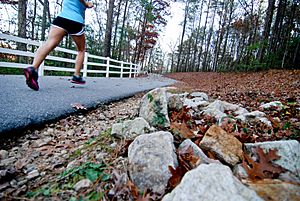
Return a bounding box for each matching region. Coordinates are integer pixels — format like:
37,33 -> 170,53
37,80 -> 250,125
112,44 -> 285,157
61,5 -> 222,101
52,16 -> 85,35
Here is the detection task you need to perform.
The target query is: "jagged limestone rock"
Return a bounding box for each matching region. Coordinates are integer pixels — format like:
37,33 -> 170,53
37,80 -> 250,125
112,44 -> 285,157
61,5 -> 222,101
111,117 -> 151,139
139,88 -> 170,128
199,125 -> 244,166
162,164 -> 263,201
128,131 -> 177,194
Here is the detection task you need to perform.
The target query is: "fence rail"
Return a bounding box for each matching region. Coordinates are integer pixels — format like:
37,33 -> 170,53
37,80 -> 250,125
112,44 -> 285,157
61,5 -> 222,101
0,33 -> 140,78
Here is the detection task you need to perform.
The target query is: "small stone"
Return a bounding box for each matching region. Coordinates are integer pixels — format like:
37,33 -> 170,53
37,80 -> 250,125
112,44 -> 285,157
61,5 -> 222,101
110,142 -> 117,148
99,113 -> 106,120
13,185 -> 27,196
24,164 -> 37,174
233,163 -> 249,180
10,179 -> 18,188
11,147 -> 19,153
0,150 -> 8,160
31,151 -> 40,158
66,160 -> 77,170
26,170 -> 39,180
260,101 -> 283,110
21,141 -> 30,149
1,157 -> 17,166
183,98 -> 209,108
27,134 -> 39,140
32,137 -> 52,148
190,92 -> 209,100
61,150 -> 67,155
17,179 -> 28,186
96,153 -> 107,162
74,179 -> 92,191
0,182 -> 9,191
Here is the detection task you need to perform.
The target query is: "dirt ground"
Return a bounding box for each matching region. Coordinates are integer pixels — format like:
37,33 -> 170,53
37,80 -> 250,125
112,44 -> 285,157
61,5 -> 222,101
165,70 -> 300,105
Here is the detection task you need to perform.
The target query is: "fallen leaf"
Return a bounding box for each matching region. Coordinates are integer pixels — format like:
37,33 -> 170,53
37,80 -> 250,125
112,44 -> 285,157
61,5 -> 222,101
242,147 -> 286,180
168,145 -> 200,190
71,103 -> 87,110
170,121 -> 195,139
168,165 -> 186,189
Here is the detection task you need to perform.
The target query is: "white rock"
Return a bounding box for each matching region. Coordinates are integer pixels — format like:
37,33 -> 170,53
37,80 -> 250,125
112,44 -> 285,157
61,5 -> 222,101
74,179 -> 92,191
0,157 -> 16,166
190,92 -> 209,101
26,170 -> 40,180
32,137 -> 52,148
233,163 -> 249,179
66,160 -> 77,170
236,111 -> 271,127
245,140 -> 300,177
139,88 -> 170,128
167,93 -> 185,110
203,100 -> 247,123
183,98 -> 209,108
111,117 -> 151,139
260,101 -> 284,109
128,131 -> 178,194
0,150 -> 8,160
162,164 -> 263,201
179,139 -> 220,165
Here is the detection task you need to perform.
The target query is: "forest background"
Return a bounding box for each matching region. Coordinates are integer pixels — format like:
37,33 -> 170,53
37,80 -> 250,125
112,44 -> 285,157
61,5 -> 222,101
0,0 -> 299,74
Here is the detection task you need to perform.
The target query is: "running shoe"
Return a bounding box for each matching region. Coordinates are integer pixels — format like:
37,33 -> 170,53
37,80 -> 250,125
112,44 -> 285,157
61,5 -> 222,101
24,66 -> 39,91
71,75 -> 86,84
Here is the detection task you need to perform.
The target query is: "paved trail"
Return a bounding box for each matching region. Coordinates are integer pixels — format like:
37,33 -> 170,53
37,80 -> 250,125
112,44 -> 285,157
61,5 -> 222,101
0,75 -> 176,135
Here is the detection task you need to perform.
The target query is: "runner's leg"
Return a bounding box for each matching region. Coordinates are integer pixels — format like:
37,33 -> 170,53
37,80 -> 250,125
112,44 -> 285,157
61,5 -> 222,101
71,33 -> 86,76
32,26 -> 66,70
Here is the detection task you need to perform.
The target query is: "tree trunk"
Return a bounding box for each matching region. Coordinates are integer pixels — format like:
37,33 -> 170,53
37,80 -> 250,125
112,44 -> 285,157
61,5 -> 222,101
30,0 -> 37,54
41,0 -> 49,41
18,0 -> 27,51
192,0 -> 204,71
103,0 -> 115,57
117,0 -> 129,60
220,0 -> 234,66
176,0 -> 189,72
269,0 -> 286,54
258,0 -> 275,65
202,4 -> 216,71
212,2 -> 227,72
197,0 -> 211,71
112,0 -> 122,58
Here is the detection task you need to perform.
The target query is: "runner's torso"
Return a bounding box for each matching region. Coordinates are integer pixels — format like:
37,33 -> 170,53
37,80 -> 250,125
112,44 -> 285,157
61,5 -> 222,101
58,0 -> 86,24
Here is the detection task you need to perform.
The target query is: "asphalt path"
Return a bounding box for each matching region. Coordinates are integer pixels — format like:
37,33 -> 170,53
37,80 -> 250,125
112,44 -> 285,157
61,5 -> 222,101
0,74 -> 176,135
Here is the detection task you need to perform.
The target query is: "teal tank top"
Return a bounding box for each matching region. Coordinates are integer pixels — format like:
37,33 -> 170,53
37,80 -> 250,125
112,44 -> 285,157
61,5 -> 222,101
58,0 -> 86,24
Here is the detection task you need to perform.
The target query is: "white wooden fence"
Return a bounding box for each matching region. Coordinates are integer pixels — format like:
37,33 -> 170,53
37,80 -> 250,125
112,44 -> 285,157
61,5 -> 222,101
0,33 -> 141,78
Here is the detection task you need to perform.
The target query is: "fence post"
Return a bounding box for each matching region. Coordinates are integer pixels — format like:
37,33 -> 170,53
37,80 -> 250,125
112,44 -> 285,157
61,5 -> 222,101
38,61 -> 44,76
134,64 -> 138,78
83,52 -> 88,78
106,57 -> 110,78
129,63 -> 132,78
120,61 -> 124,78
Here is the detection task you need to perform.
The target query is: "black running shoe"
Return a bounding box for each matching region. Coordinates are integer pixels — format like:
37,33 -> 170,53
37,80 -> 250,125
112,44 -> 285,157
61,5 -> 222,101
24,67 -> 39,91
71,75 -> 86,84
